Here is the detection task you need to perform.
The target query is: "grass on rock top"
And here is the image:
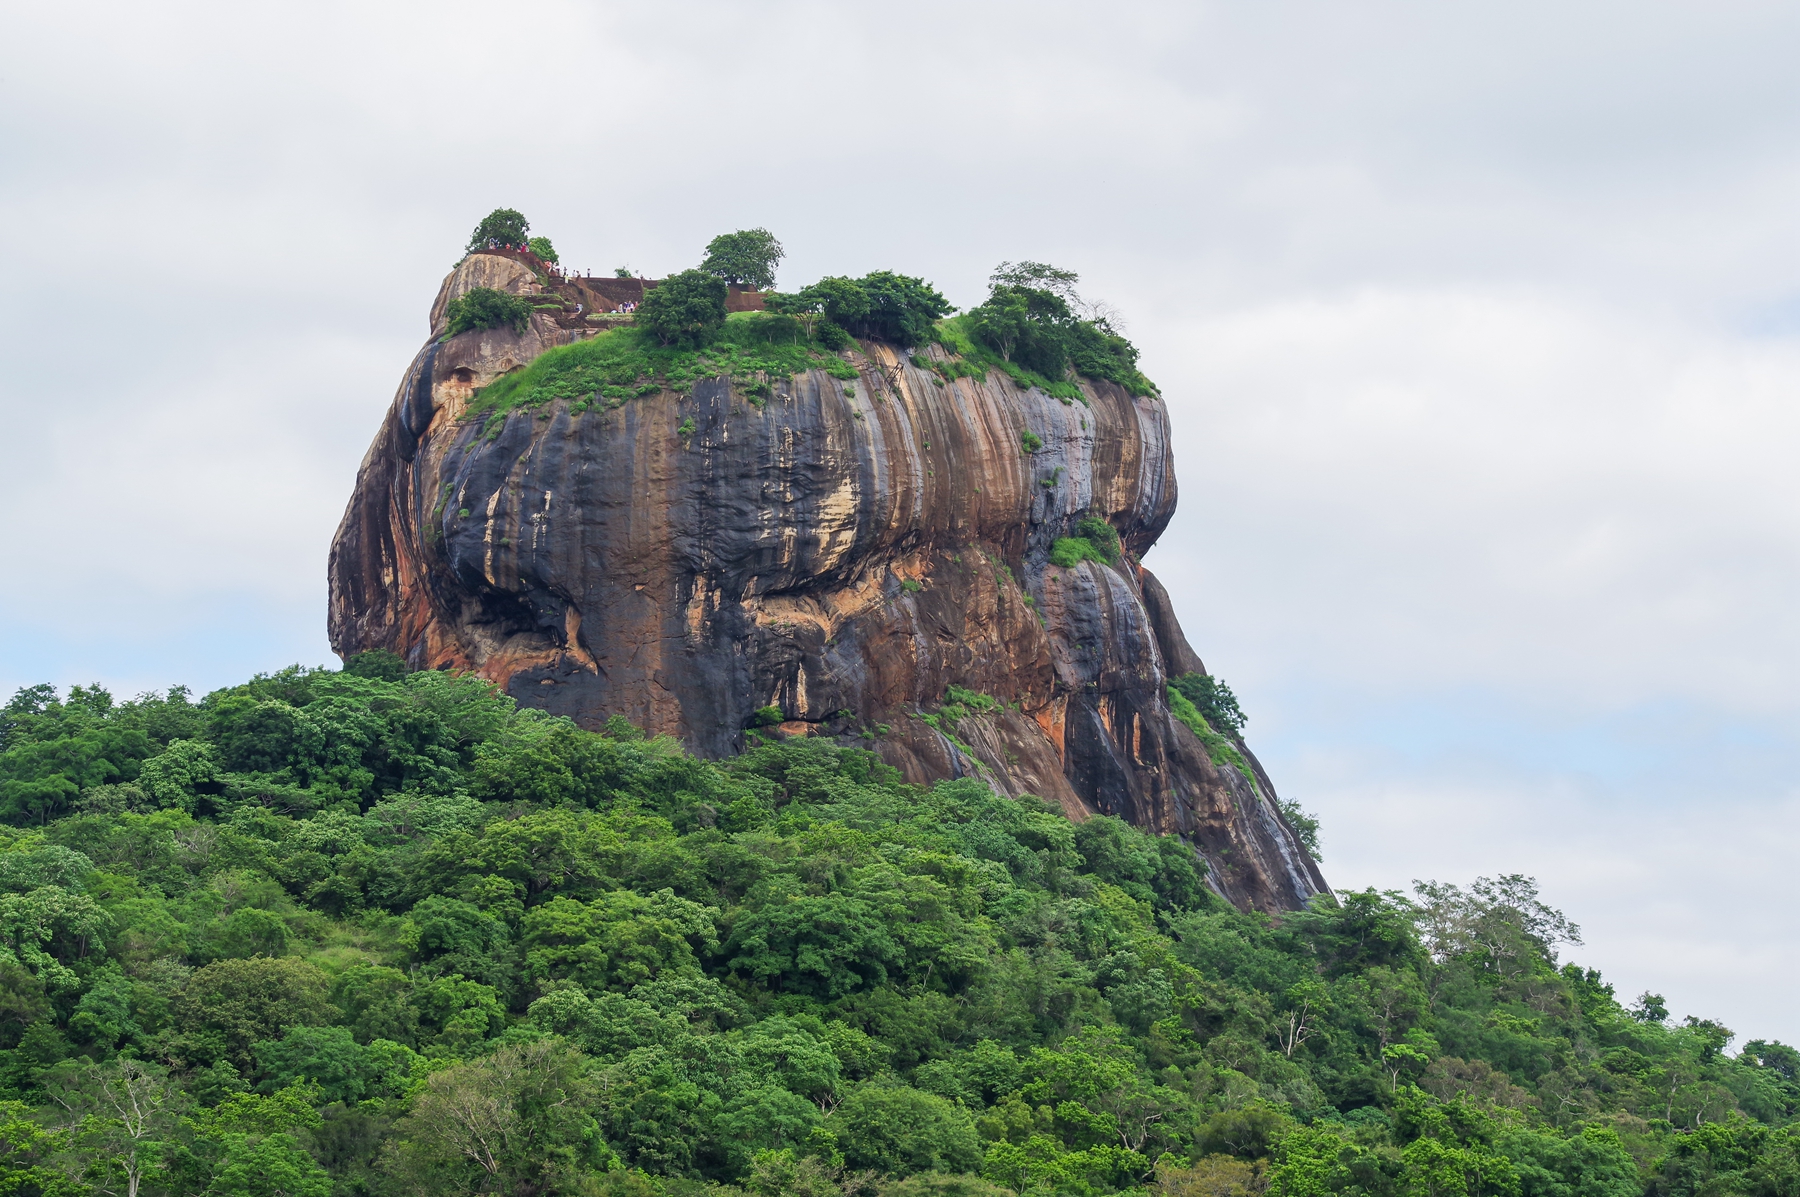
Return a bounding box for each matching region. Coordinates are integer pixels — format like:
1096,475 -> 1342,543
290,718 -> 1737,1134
460,311 -> 1157,439
463,314 -> 858,431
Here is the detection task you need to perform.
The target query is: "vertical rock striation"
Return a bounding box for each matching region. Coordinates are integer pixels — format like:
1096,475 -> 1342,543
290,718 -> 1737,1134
329,254 -> 1330,913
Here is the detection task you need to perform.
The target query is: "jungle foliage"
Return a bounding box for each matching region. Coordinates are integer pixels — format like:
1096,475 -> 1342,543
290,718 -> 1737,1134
0,665 -> 1792,1197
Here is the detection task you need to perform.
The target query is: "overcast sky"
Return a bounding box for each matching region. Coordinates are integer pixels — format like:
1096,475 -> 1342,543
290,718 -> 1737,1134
5,0 -> 1800,1043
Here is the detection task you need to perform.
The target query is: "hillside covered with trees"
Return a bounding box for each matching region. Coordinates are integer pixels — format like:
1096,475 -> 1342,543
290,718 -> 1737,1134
0,658 -> 1792,1197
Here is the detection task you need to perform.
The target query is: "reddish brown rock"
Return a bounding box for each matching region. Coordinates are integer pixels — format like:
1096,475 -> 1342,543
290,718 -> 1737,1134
329,254 -> 1330,913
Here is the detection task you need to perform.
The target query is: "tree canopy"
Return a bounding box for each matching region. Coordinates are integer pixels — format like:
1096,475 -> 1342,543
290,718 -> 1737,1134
962,262 -> 1151,393
0,667 -> 1788,1197
701,229 -> 785,290
766,273 -> 953,349
637,270 -> 729,347
467,208 -> 530,253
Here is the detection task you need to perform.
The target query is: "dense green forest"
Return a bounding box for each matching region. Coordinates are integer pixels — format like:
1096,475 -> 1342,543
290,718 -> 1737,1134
0,660 -> 1795,1197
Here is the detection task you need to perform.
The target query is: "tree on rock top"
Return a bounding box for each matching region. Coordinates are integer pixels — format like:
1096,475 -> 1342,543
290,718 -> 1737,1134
765,272 -> 952,348
466,207 -> 529,252
637,269 -> 727,346
701,228 -> 784,289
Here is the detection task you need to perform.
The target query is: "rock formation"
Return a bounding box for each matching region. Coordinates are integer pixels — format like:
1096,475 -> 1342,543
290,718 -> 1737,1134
329,252 -> 1330,913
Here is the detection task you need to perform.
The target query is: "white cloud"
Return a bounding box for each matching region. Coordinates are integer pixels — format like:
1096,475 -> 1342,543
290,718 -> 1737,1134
1151,288 -> 1800,711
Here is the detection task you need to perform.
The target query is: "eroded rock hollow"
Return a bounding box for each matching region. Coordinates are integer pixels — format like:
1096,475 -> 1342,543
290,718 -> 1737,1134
328,253 -> 1329,913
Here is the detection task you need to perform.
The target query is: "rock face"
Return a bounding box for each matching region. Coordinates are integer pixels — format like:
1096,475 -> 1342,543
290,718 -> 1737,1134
329,254 -> 1330,913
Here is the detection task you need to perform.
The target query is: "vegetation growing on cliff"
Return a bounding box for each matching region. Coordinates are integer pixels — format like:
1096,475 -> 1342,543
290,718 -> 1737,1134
931,319 -> 1088,401
0,667 -> 1793,1197
443,287 -> 534,337
1050,517 -> 1124,569
1171,674 -> 1247,737
1161,677 -> 1320,859
1167,683 -> 1254,778
959,263 -> 1158,399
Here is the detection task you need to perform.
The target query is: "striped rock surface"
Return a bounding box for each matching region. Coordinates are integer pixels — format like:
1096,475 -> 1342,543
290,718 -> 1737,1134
329,254 -> 1329,913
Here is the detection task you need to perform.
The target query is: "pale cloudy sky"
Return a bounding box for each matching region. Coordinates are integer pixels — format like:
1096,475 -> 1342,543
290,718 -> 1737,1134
5,1 -> 1800,1042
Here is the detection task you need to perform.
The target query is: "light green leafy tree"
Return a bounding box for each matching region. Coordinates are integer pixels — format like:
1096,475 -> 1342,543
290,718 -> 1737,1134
382,1040 -> 610,1195
700,229 -> 784,289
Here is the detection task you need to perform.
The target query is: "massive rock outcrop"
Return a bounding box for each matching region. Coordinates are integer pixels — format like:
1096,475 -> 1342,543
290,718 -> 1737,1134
329,253 -> 1329,913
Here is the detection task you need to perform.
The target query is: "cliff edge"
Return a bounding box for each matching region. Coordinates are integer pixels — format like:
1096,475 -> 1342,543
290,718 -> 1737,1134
329,252 -> 1329,913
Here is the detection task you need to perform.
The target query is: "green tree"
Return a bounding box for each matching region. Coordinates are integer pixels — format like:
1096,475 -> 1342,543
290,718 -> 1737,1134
409,974 -> 505,1052
444,287 -> 534,337
1499,1126 -> 1639,1197
521,888 -> 716,994
990,260 -> 1083,300
51,1059 -> 183,1197
738,1017 -> 843,1106
0,691 -> 155,826
842,272 -> 951,347
715,1094 -> 822,1177
253,1025 -> 414,1106
962,261 -> 1152,391
528,236 -> 559,264
0,886 -> 111,995
700,228 -> 784,289
382,1040 -> 609,1195
467,208 -> 530,252
172,958 -> 332,1069
341,650 -> 408,683
1170,673 -> 1247,735
0,1099 -> 76,1197
67,965 -> 136,1051
828,1083 -> 981,1174
189,1083 -> 322,1139
766,273 -> 951,348
0,848 -> 94,895
205,1133 -> 332,1197
637,270 -> 728,347
966,284 -> 1077,376
410,896 -> 512,989
135,740 -> 219,813
724,885 -> 906,998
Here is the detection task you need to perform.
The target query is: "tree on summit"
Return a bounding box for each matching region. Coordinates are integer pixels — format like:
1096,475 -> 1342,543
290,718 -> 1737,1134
466,208 -> 530,252
700,228 -> 784,290
636,269 -> 728,346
